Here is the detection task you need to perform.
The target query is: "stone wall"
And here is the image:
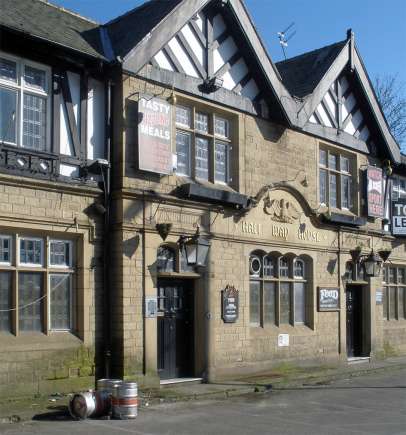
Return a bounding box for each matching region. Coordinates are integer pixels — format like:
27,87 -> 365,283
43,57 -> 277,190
0,174 -> 104,396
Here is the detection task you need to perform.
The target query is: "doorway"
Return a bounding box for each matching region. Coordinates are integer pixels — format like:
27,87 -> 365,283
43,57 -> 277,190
346,285 -> 364,357
157,280 -> 194,379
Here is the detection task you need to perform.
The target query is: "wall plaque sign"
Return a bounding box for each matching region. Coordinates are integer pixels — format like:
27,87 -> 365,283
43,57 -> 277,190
222,285 -> 239,323
376,289 -> 383,305
138,96 -> 172,174
392,199 -> 406,236
278,334 -> 289,347
366,166 -> 384,218
318,287 -> 340,311
145,296 -> 158,318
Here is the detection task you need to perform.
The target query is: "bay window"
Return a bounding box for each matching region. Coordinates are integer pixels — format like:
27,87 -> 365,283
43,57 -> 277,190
175,104 -> 232,184
249,252 -> 309,327
0,52 -> 50,151
0,234 -> 75,334
319,147 -> 353,210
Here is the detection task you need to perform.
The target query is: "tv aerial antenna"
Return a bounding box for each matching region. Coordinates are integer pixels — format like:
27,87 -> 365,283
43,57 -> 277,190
278,22 -> 296,60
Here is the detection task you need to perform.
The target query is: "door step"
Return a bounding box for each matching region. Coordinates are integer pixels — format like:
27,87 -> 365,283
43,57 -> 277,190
160,377 -> 203,387
347,356 -> 370,364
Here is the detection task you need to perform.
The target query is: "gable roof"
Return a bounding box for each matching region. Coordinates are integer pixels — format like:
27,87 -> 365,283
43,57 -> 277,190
0,0 -> 106,60
275,32 -> 400,163
106,0 -> 183,59
275,41 -> 346,99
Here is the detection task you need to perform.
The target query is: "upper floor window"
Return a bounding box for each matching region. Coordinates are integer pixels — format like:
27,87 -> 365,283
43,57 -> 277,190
249,252 -> 309,327
319,148 -> 353,210
175,104 -> 232,185
0,53 -> 50,152
392,176 -> 406,201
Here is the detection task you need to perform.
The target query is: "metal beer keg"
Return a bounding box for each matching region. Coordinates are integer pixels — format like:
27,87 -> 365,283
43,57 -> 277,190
112,381 -> 138,419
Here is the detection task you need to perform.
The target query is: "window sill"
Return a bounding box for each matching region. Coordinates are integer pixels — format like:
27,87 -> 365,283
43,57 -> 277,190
0,330 -> 82,350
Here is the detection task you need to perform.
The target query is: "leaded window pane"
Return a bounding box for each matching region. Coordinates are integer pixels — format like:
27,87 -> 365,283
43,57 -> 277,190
176,131 -> 191,176
20,239 -> 42,265
18,272 -> 43,332
279,257 -> 289,278
50,274 -> 71,330
341,156 -> 350,173
22,93 -> 47,151
0,236 -> 11,264
397,268 -> 405,284
195,112 -> 208,133
319,169 -> 327,204
389,267 -> 396,284
342,175 -> 351,209
294,282 -> 305,324
294,259 -> 304,278
24,66 -> 46,92
383,287 -> 388,320
264,282 -> 276,325
399,287 -> 406,319
389,287 -> 397,319
263,256 -> 274,277
329,173 -> 338,208
0,271 -> 12,332
157,246 -> 175,272
280,282 -> 291,324
249,281 -> 260,326
0,58 -> 17,82
328,153 -> 338,170
50,241 -> 70,267
195,137 -> 209,180
0,87 -> 17,143
319,149 -> 327,167
175,106 -> 191,128
214,117 -> 229,138
392,178 -> 399,201
215,141 -> 228,183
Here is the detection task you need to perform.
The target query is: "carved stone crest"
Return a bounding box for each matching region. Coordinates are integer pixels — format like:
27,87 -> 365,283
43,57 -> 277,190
264,197 -> 300,223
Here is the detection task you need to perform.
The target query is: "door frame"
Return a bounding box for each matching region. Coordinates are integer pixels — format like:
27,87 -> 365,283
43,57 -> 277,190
156,277 -> 196,379
346,283 -> 369,358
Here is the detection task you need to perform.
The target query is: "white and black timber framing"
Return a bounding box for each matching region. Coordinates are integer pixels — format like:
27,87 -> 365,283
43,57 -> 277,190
0,27 -> 110,182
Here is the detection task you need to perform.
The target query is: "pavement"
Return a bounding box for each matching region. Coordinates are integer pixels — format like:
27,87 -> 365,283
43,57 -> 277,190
0,355 -> 405,429
0,362 -> 405,434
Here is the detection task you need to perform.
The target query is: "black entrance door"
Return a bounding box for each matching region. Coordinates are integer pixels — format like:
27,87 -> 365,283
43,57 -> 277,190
157,280 -> 194,379
346,285 -> 363,357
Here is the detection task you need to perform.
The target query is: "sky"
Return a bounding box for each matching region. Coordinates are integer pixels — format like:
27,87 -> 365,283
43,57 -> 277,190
52,0 -> 406,83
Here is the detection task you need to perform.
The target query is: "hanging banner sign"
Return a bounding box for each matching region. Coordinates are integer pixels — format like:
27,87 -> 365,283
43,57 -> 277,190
138,96 -> 172,174
392,199 -> 406,235
366,166 -> 384,217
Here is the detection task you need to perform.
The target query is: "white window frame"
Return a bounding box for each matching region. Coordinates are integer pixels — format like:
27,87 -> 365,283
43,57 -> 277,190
18,237 -> 44,267
48,273 -> 73,332
318,147 -> 354,210
174,104 -> 233,185
0,51 -> 51,151
0,235 -> 12,266
48,239 -> 73,269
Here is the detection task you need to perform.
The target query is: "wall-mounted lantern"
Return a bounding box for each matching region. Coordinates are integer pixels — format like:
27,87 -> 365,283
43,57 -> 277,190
178,226 -> 210,267
349,247 -> 392,279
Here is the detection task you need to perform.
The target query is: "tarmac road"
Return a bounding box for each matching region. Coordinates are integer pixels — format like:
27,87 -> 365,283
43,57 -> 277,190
1,367 -> 405,435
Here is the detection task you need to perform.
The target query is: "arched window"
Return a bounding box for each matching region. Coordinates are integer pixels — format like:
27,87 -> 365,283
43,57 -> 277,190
157,245 -> 175,273
249,252 -> 309,327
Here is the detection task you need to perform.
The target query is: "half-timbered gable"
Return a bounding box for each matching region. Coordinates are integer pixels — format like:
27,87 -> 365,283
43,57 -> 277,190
106,0 -> 296,124
276,31 -> 401,163
0,0 -> 109,180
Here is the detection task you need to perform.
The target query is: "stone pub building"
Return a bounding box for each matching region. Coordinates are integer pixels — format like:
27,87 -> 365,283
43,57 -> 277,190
0,0 -> 405,395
